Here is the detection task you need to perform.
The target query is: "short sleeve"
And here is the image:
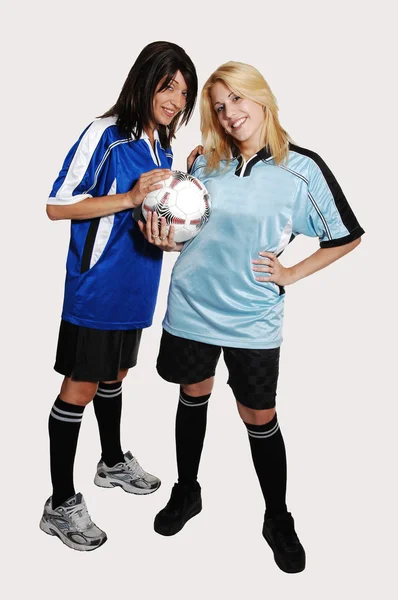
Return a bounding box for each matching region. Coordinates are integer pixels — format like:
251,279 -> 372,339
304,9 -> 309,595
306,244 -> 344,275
189,154 -> 207,179
293,150 -> 364,247
47,120 -> 116,206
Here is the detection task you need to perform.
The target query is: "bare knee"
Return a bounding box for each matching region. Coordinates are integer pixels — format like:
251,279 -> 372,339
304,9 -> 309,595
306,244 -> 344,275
182,377 -> 214,398
60,377 -> 98,406
236,401 -> 276,425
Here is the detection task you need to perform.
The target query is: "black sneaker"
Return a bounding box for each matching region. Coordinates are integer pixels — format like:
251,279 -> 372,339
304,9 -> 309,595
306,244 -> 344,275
262,512 -> 306,573
154,482 -> 202,536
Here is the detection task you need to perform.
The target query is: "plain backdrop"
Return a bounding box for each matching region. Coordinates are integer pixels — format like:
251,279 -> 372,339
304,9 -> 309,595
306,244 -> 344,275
1,0 -> 397,598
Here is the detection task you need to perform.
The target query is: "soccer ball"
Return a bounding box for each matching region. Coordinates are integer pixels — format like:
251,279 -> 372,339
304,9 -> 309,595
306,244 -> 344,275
141,170 -> 211,243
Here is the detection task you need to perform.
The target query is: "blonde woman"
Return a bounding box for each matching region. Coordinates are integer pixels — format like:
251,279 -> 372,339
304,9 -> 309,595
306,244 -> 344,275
146,61 -> 363,573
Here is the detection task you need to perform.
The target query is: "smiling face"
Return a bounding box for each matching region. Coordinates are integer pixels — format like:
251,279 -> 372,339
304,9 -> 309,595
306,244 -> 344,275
152,70 -> 188,127
210,80 -> 266,154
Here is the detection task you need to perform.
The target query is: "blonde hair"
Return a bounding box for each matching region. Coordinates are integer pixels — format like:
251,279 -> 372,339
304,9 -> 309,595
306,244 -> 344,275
200,61 -> 290,171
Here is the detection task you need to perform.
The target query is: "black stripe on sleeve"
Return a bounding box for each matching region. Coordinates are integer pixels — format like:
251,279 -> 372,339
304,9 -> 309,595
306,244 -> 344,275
80,218 -> 100,273
289,144 -> 365,242
319,227 -> 364,248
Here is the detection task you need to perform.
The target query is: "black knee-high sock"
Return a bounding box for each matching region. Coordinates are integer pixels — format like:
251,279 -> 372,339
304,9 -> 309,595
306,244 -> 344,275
176,388 -> 210,486
244,414 -> 288,517
93,381 -> 124,467
49,396 -> 85,509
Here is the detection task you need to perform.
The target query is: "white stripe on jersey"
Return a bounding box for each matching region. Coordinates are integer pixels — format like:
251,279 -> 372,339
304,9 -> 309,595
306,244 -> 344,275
84,138 -> 130,195
46,192 -> 92,206
51,117 -> 118,204
90,179 -> 117,269
279,162 -> 333,240
275,217 -> 293,255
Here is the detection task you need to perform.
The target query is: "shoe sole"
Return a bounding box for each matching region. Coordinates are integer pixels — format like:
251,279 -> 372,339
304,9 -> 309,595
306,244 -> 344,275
39,518 -> 107,552
154,501 -> 202,536
262,529 -> 305,574
94,474 -> 161,495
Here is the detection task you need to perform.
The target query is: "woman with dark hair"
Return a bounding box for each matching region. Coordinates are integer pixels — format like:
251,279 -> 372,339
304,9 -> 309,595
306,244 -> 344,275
146,61 -> 363,573
40,41 -> 197,552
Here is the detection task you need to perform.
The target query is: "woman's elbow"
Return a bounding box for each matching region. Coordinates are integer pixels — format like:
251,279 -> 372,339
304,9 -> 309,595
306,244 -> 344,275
46,204 -> 59,221
343,236 -> 361,257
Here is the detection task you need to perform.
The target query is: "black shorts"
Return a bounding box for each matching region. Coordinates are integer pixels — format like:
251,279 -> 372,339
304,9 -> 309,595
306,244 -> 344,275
54,320 -> 143,382
156,330 -> 280,410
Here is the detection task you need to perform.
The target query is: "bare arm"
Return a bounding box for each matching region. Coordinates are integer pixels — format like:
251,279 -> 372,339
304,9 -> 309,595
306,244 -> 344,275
252,238 -> 361,286
46,168 -> 170,221
47,193 -> 133,221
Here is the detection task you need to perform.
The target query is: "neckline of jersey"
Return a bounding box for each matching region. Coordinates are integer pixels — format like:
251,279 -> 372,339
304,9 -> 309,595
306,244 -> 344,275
235,146 -> 273,163
140,129 -> 160,143
234,146 -> 273,177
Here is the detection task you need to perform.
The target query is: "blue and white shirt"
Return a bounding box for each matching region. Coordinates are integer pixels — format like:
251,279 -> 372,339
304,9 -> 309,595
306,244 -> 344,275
48,116 -> 173,330
162,144 -> 364,348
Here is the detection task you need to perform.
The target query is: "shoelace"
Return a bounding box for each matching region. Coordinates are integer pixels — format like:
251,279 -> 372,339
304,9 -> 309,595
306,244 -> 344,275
62,503 -> 93,531
125,456 -> 146,478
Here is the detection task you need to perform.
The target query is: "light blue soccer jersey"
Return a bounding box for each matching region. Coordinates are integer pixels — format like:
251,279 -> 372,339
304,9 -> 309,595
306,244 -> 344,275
48,116 -> 173,330
162,145 -> 364,348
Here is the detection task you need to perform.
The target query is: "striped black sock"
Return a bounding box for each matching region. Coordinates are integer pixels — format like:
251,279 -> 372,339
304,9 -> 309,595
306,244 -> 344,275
176,388 -> 210,486
244,414 -> 288,517
93,382 -> 124,467
49,396 -> 85,509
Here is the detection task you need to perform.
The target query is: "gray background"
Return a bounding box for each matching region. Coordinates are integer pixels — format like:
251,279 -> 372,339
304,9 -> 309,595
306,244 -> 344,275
2,0 -> 396,597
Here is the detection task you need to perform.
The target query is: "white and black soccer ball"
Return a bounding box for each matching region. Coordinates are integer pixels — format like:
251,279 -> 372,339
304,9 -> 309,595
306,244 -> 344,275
141,170 -> 211,243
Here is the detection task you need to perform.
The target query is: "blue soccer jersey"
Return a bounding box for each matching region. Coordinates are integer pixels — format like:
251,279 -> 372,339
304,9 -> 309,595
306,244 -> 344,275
48,116 -> 173,330
162,145 -> 364,348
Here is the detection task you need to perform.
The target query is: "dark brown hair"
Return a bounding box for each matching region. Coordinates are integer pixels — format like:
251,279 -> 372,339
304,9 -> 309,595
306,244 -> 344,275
101,41 -> 197,148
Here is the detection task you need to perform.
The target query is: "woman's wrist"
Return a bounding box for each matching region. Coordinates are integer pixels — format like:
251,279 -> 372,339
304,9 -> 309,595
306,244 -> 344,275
122,191 -> 137,209
284,266 -> 300,286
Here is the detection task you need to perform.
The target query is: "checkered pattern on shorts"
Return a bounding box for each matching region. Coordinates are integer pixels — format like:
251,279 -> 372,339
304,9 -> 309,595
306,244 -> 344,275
157,330 -> 221,384
224,346 -> 280,409
156,330 -> 280,409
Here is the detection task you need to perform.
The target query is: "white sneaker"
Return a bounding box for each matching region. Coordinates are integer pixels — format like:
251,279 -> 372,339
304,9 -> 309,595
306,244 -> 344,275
39,493 -> 107,551
94,451 -> 161,495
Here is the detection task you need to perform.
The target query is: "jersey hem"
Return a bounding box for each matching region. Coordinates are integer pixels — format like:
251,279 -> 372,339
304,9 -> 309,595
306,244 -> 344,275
62,314 -> 153,330
47,194 -> 93,206
162,323 -> 282,349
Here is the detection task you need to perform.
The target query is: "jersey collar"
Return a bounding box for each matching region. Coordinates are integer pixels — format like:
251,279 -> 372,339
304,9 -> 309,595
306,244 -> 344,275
235,146 -> 273,177
140,129 -> 160,143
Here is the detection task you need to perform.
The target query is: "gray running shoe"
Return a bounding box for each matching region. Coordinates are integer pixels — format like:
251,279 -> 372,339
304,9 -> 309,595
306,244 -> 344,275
94,451 -> 161,494
39,493 -> 107,552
